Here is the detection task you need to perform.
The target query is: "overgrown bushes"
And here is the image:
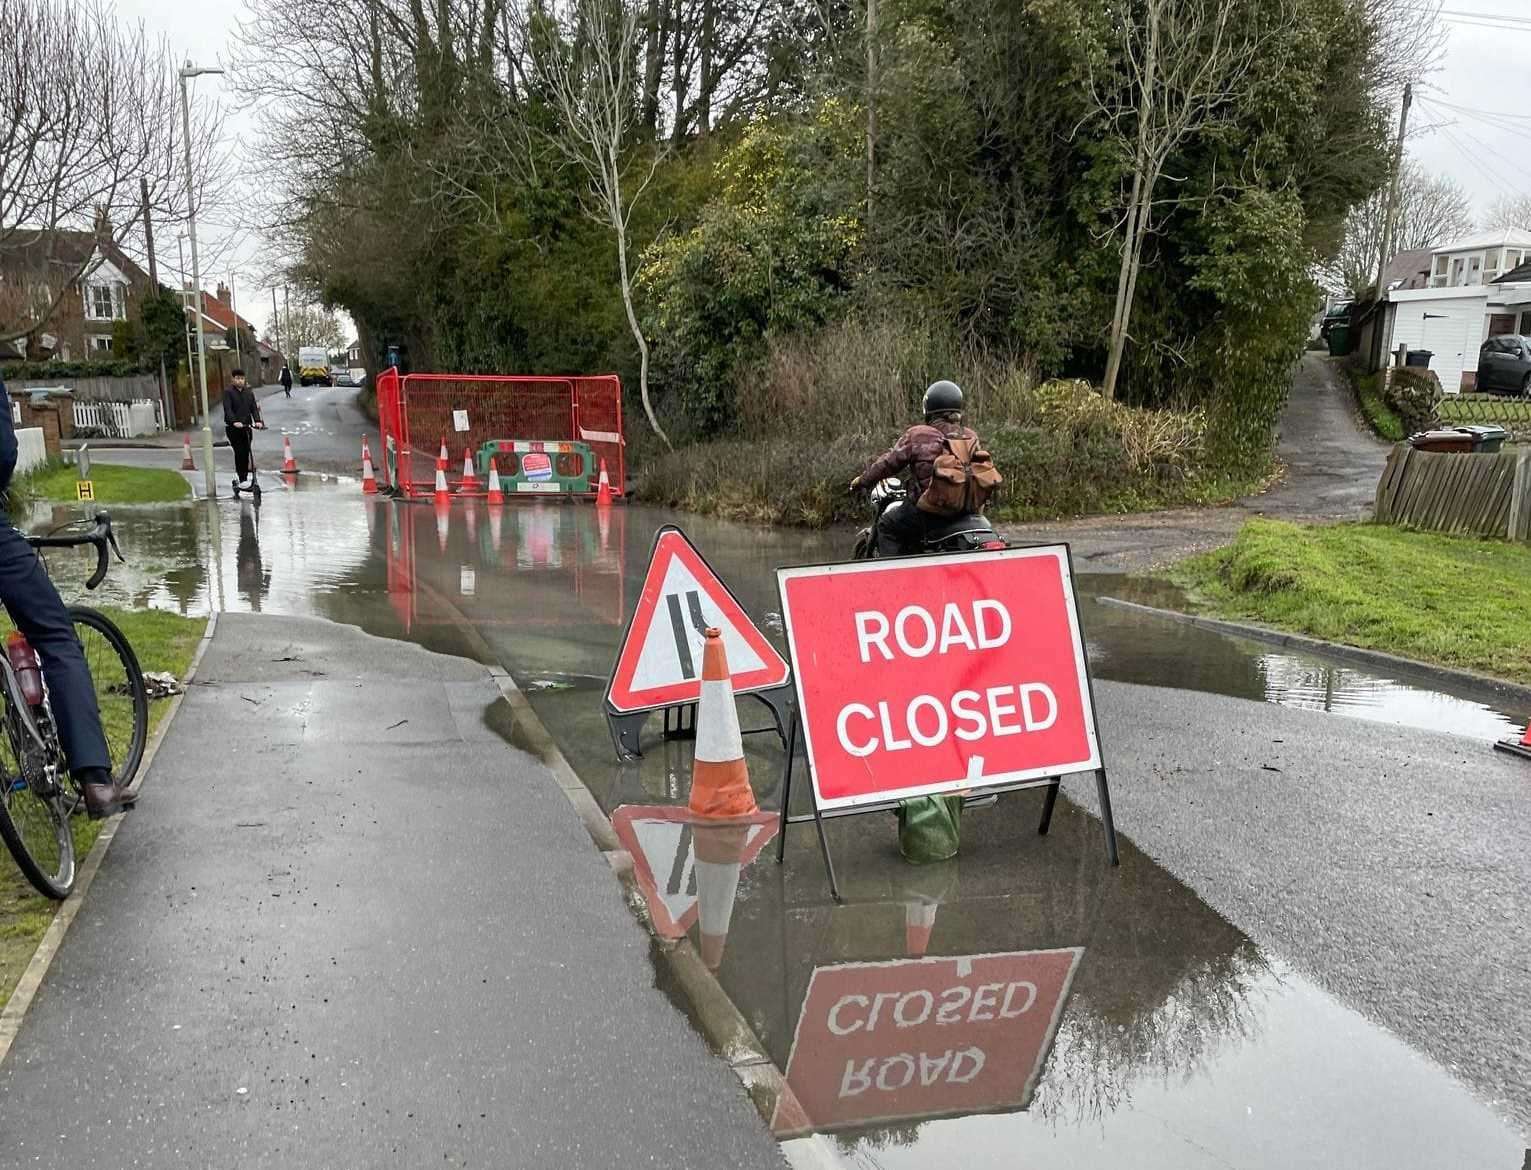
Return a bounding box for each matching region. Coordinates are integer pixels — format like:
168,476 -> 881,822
0,358 -> 153,380
637,315 -> 1261,525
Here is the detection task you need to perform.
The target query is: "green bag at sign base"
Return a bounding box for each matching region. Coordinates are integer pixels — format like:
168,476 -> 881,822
897,795 -> 963,864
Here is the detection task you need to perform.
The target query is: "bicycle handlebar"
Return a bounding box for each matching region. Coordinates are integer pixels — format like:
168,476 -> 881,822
26,512 -> 122,590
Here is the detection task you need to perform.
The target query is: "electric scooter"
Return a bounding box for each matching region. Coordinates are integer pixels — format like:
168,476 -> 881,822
231,421 -> 266,501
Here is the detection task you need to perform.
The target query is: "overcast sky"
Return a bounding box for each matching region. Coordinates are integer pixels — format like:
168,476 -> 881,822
110,0 -> 1531,339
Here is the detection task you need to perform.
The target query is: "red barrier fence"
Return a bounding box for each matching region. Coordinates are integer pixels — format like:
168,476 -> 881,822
376,369 -> 624,499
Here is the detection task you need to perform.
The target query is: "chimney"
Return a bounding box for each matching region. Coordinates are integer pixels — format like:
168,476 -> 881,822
215,282 -> 229,305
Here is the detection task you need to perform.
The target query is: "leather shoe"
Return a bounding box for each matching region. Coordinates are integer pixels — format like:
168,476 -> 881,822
81,779 -> 133,819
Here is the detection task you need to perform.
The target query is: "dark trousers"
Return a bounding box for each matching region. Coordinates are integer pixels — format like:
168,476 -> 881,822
875,498 -> 928,556
227,425 -> 253,482
0,522 -> 109,774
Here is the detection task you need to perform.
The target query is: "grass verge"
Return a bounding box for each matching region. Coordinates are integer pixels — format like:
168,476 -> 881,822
0,607 -> 205,1010
14,460 -> 190,507
1341,366 -> 1405,442
1163,519 -> 1531,683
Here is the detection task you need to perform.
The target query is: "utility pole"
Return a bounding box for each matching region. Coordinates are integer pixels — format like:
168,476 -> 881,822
271,286 -> 280,358
176,234 -> 196,425
179,61 -> 223,500
1373,82 -> 1413,301
141,177 -> 174,430
865,0 -> 878,241
283,285 -> 290,358
229,272 -> 242,371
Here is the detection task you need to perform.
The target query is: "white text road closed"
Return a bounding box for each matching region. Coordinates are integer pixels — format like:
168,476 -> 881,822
777,546 -> 1101,810
776,949 -> 1083,1134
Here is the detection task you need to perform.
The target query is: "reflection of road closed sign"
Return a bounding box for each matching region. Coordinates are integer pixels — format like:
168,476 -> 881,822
776,949 -> 1081,1135
521,451 -> 553,482
777,546 -> 1100,810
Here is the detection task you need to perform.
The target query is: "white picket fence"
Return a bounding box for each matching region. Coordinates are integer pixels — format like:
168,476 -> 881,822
71,398 -> 162,438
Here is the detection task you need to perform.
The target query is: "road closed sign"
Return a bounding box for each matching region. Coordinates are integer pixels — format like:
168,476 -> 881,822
777,546 -> 1101,810
775,948 -> 1082,1134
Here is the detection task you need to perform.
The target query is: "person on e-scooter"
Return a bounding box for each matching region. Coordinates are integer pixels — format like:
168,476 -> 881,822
223,369 -> 266,493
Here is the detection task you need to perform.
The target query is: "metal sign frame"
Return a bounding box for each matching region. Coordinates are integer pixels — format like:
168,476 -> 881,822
772,543 -> 1119,900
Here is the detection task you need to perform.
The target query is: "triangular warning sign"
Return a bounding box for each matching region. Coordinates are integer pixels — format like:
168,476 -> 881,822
606,526 -> 790,713
610,805 -> 778,938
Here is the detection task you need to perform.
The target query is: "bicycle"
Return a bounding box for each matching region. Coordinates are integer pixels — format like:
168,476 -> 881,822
0,512 -> 149,899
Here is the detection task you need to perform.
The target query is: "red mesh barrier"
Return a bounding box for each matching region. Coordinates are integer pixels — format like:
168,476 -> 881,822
378,372 -> 625,499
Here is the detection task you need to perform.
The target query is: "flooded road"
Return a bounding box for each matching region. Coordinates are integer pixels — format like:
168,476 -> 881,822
34,488 -> 1531,1165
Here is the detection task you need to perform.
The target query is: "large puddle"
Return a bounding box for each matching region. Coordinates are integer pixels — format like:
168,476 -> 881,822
32,488 -> 1530,1166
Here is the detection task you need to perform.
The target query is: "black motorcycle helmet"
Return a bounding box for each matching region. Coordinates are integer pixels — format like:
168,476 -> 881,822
922,379 -> 965,421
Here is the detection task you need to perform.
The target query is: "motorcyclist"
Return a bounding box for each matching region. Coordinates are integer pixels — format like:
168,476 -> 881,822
851,380 -> 981,556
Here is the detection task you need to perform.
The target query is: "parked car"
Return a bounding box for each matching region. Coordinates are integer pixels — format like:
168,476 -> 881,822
332,367 -> 357,387
1476,334 -> 1531,395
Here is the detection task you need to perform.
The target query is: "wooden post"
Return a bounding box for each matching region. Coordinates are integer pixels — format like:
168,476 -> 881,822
1509,447 -> 1531,541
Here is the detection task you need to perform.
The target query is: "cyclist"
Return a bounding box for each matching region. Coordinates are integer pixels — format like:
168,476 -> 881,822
0,378 -> 127,818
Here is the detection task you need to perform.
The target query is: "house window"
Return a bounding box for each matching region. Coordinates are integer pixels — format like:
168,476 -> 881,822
89,335 -> 113,352
1452,257 -> 1467,286
85,282 -> 125,321
1488,314 -> 1516,337
1519,311 -> 1531,335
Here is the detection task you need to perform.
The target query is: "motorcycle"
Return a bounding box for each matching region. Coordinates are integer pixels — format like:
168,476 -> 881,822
852,478 -> 1008,559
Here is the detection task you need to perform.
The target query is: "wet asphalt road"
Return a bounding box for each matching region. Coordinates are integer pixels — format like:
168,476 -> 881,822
0,615 -> 785,1168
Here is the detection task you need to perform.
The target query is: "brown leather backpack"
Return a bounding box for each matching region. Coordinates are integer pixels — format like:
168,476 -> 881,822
917,435 -> 1003,516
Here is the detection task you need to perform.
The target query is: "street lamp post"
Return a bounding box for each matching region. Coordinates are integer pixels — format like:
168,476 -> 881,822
179,61 -> 222,499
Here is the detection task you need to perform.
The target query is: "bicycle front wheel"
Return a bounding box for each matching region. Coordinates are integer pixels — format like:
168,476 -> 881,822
69,607 -> 148,795
0,699 -> 75,899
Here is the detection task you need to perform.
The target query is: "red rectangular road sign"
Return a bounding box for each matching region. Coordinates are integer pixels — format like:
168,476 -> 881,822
776,949 -> 1082,1134
776,546 -> 1101,810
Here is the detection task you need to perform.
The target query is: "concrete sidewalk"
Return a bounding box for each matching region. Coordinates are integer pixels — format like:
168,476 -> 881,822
0,614 -> 783,1168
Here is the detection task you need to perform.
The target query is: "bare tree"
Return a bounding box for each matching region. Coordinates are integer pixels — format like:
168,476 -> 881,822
525,0 -> 672,448
266,303 -> 345,350
1481,194 -> 1531,235
1327,159 -> 1475,296
1080,0 -> 1294,400
0,0 -> 221,346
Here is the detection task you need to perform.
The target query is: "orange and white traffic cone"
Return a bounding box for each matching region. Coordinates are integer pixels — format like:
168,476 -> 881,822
360,437 -> 378,494
596,458 -> 614,506
433,459 -> 451,506
438,436 -> 449,466
181,434 -> 196,471
281,434 -> 298,474
905,900 -> 939,957
458,447 -> 481,492
687,628 -> 758,820
1494,718 -> 1531,761
693,821 -> 749,970
485,456 -> 505,505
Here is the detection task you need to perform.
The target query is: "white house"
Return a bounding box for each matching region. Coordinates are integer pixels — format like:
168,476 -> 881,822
1366,231 -> 1531,392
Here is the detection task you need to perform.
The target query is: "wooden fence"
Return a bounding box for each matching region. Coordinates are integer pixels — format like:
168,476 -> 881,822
1374,442 -> 1531,540
5,374 -> 161,403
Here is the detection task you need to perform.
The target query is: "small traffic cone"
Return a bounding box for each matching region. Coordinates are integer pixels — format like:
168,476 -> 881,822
905,900 -> 939,957
458,447 -> 481,493
281,434 -> 298,473
360,437 -> 378,494
687,628 -> 758,820
596,458 -> 614,506
433,460 -> 451,506
180,434 -> 196,471
485,456 -> 505,505
1493,718 -> 1531,761
693,822 -> 749,970
438,436 -> 449,466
